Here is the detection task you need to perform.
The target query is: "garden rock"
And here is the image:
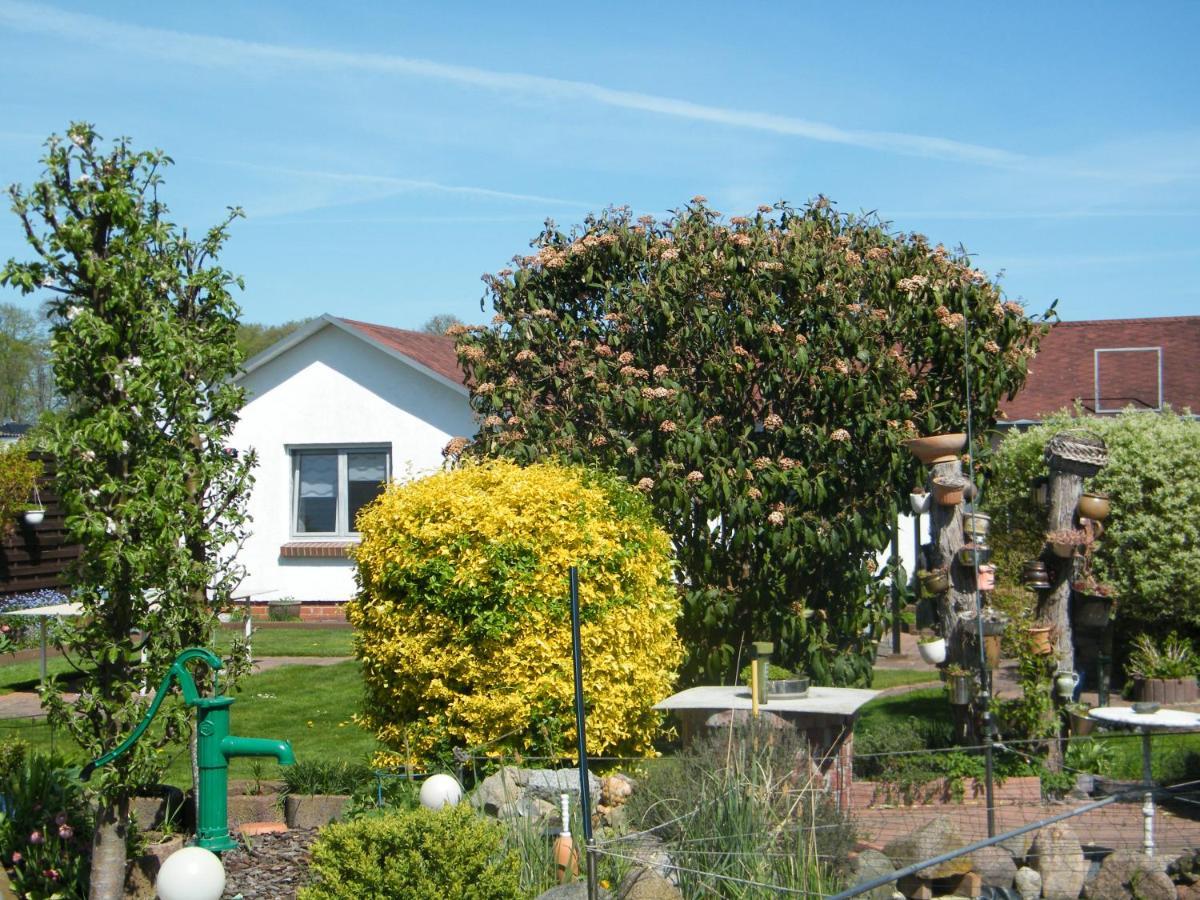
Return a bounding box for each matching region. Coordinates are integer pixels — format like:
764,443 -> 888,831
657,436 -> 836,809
973,844 -> 1017,888
1028,823 -> 1086,899
525,767 -> 603,806
284,793 -> 349,829
847,848 -> 896,899
998,831 -> 1032,866
601,773 -> 635,807
1013,866 -> 1041,900
535,884 -> 612,900
617,867 -> 682,900
620,833 -> 676,882
882,815 -> 973,878
1084,849 -> 1174,900
472,766 -> 524,815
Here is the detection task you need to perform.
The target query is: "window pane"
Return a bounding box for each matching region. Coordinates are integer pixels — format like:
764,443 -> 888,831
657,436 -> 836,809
347,451 -> 387,531
297,453 -> 337,533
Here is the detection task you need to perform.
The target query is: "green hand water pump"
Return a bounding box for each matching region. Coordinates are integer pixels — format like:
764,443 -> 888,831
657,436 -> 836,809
82,647 -> 296,852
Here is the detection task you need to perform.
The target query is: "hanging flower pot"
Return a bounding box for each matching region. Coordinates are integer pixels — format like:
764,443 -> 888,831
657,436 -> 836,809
917,637 -> 947,665
1046,528 -> 1089,559
946,668 -> 973,705
22,506 -> 45,526
976,564 -> 996,591
1055,670 -> 1080,700
932,475 -> 967,506
1029,624 -> 1055,655
904,433 -> 967,466
919,568 -> 950,595
1022,559 -> 1050,589
957,543 -> 992,567
1072,582 -> 1115,628
1078,491 -> 1111,521
909,488 -> 931,515
962,512 -> 991,541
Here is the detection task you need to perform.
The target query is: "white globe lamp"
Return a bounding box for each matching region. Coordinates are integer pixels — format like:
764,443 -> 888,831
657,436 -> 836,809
156,846 -> 226,900
419,773 -> 463,810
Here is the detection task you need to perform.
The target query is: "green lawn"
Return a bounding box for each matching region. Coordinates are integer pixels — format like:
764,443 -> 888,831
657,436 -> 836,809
869,668 -> 940,690
0,660 -> 378,786
213,624 -> 354,658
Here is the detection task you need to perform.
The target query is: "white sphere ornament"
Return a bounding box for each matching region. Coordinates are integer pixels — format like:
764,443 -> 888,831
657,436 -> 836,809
156,846 -> 226,900
419,773 -> 463,810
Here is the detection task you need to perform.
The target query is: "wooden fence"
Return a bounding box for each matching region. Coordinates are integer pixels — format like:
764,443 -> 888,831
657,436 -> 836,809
0,453 -> 79,596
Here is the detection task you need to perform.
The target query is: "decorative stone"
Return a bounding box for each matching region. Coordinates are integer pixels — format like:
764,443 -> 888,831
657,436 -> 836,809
284,794 -> 348,829
847,849 -> 896,899
1029,823 -> 1087,900
1013,866 -> 1041,900
882,816 -> 973,879
601,773 -> 635,807
534,884 -> 611,900
471,766 -> 524,815
1085,849 -> 1174,900
524,767 -> 602,807
617,867 -> 683,899
973,844 -> 1018,888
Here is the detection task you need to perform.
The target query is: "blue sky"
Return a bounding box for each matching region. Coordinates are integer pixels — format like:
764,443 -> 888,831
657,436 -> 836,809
2,2 -> 1198,328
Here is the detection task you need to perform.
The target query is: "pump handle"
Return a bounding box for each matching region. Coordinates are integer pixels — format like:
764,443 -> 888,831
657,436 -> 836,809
82,647 -> 224,780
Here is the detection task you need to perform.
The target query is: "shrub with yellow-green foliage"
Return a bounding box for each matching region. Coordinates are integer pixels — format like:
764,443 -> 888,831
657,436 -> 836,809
350,458 -> 682,766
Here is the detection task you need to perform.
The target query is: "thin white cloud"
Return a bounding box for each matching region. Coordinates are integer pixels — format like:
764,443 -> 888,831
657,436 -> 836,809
0,0 -> 1027,169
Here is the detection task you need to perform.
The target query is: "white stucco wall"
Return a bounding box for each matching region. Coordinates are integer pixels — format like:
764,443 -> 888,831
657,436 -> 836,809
230,324 -> 474,601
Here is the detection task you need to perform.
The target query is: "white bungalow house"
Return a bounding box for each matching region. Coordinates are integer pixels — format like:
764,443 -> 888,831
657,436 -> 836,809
230,315 -> 473,617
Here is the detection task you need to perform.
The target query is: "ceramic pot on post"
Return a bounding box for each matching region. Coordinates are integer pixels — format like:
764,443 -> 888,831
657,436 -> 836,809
932,475 -> 967,506
904,433 -> 967,466
910,489 -> 931,515
1029,624 -> 1054,655
947,672 -> 973,705
1078,491 -> 1111,521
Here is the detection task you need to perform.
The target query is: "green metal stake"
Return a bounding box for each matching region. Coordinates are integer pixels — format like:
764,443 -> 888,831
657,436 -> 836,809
83,647 -> 296,852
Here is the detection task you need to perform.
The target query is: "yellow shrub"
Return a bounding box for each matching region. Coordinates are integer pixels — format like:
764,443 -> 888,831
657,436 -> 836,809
349,459 -> 682,766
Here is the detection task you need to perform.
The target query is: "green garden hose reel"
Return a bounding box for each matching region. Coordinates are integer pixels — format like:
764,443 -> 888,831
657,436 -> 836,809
83,647 -> 296,852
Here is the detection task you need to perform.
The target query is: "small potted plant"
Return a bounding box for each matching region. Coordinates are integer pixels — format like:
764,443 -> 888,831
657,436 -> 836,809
21,483 -> 44,525
918,634 -> 947,665
957,542 -> 992,567
918,566 -> 950,595
1045,527 -> 1090,559
945,664 -> 973,705
962,511 -> 991,541
909,485 -> 931,515
1029,621 -> 1055,655
267,596 -> 302,621
1127,632 -> 1200,704
1071,579 -> 1115,628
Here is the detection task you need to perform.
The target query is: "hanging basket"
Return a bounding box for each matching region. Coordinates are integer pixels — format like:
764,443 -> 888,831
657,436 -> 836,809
1045,430 -> 1108,476
1029,624 -> 1055,655
917,638 -> 947,665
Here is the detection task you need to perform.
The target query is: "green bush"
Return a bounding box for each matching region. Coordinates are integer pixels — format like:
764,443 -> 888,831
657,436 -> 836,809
0,444 -> 40,539
983,408 -> 1200,643
298,804 -> 521,900
738,662 -> 798,683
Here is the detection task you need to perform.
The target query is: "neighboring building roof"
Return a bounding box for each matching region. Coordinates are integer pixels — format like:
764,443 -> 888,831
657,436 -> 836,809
998,316 -> 1200,424
238,314 -> 467,395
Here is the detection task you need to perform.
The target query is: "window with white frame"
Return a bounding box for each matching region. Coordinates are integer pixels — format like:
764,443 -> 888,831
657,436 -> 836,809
291,446 -> 390,537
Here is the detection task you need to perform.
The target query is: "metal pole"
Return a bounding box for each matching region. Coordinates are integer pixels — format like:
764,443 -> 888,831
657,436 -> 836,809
568,567 -> 597,899
890,512 -> 902,655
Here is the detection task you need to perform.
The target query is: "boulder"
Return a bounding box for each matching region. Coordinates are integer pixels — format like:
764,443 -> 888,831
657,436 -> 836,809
535,884 -> 611,900
284,793 -> 349,829
617,867 -> 682,900
1028,823 -> 1086,900
1085,849 -> 1174,900
846,849 -> 896,900
998,830 -> 1032,866
472,766 -> 525,815
1013,866 -> 1041,900
602,773 -> 636,807
973,844 -> 1017,889
620,834 -> 676,882
882,816 -> 973,879
525,767 -> 602,807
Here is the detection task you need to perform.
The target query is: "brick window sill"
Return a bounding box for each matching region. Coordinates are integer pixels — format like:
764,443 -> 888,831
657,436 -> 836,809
279,541 -> 358,559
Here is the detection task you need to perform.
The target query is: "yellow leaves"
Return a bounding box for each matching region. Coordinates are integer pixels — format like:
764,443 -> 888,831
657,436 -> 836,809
352,459 -> 682,765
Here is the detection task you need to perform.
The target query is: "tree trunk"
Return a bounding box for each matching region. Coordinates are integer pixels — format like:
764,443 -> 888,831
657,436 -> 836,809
1038,468 -> 1083,668
89,796 -> 129,900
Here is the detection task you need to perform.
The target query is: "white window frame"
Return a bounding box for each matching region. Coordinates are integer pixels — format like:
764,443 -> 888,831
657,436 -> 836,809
1094,347 -> 1163,413
289,444 -> 391,538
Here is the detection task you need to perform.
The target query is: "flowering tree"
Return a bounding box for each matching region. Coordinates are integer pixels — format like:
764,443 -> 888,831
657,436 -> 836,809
1,124 -> 254,898
456,198 -> 1046,685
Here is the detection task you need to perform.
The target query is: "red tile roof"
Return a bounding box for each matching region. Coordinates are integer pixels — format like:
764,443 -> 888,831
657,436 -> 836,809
337,318 -> 464,386
999,316 -> 1200,422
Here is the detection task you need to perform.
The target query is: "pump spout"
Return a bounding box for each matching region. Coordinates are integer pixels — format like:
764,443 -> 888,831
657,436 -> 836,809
221,735 -> 296,766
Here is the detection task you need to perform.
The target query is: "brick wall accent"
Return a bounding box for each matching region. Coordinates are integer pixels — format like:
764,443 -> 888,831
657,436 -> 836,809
244,601 -> 349,622
278,542 -> 356,559
999,316 -> 1200,422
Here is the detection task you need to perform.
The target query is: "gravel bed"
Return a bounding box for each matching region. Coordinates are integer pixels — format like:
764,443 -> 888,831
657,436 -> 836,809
222,828 -> 319,899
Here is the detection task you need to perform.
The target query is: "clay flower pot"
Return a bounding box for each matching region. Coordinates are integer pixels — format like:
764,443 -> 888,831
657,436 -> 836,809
919,569 -> 950,594
962,512 -> 991,541
1078,491 -> 1111,521
1029,624 -> 1054,655
910,490 -> 931,515
904,433 -> 967,466
918,637 -> 947,664
932,476 -> 967,506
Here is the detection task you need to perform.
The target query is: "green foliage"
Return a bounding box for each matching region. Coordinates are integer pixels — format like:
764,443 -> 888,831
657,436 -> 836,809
1064,736 -> 1115,776
351,459 -> 682,765
1127,632 -> 1200,679
624,722 -> 853,896
738,662 -> 798,683
0,443 -> 40,538
0,302 -> 55,423
460,198 -> 1048,684
236,318 -> 311,360
1,123 -> 256,882
298,804 -> 521,900
983,408 -> 1200,643
0,738 -> 28,780
992,627 -> 1058,742
282,760 -> 375,797
0,751 -> 92,899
